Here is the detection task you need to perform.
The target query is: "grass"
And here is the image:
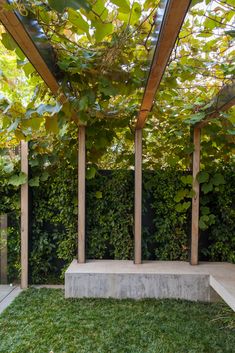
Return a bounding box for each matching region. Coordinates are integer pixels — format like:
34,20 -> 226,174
0,289 -> 234,353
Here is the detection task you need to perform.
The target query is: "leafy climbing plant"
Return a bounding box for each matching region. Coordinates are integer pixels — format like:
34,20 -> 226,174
0,0 -> 233,172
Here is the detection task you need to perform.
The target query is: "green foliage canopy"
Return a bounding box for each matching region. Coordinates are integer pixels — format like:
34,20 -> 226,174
0,0 -> 233,169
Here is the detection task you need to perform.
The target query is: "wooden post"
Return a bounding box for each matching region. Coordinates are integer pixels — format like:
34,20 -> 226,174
0,214 -> 8,284
21,141 -> 29,288
191,127 -> 201,265
78,126 -> 86,263
134,128 -> 142,264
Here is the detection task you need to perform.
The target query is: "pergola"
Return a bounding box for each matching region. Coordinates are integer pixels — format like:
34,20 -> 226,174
0,0 -> 234,290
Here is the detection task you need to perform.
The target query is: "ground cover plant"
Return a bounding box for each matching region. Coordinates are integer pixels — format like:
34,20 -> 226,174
0,288 -> 235,353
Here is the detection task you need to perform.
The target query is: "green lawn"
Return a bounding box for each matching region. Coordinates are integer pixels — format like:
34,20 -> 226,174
0,289 -> 234,353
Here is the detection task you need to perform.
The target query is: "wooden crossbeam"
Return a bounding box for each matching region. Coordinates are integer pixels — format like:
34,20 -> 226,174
136,0 -> 191,129
196,82 -> 235,128
0,0 -> 62,96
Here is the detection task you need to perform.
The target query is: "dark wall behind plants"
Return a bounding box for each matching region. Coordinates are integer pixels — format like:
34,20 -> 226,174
3,164 -> 235,284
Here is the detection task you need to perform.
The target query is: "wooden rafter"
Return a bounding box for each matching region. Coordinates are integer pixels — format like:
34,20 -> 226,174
196,82 -> 235,128
136,0 -> 191,129
0,0 -> 64,98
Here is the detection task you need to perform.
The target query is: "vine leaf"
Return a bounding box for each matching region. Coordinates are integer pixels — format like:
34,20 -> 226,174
3,162 -> 14,174
45,117 -> 59,134
92,0 -> 108,20
7,119 -> 20,132
197,171 -> 209,184
94,22 -> 114,42
201,182 -> 213,194
68,9 -> 90,37
1,33 -> 17,51
175,201 -> 191,212
199,217 -> 207,230
211,173 -> 225,186
41,172 -> 49,182
110,0 -> 130,13
48,0 -> 91,13
86,166 -> 96,179
95,191 -> 103,199
181,175 -> 193,185
8,172 -> 27,186
190,0 -> 204,7
29,176 -> 40,187
174,189 -> 187,202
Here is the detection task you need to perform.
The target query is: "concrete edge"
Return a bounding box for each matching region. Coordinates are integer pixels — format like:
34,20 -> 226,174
65,272 -> 211,301
0,286 -> 16,304
0,287 -> 22,315
210,276 -> 235,312
31,285 -> 64,289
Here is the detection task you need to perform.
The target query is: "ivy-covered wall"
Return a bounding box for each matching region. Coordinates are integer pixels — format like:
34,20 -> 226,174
2,162 -> 234,284
0,154 -> 21,282
27,165 -> 234,284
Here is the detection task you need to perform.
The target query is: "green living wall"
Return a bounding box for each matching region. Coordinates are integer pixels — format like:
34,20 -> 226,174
0,154 -> 20,282
26,164 -> 234,284
1,152 -> 234,284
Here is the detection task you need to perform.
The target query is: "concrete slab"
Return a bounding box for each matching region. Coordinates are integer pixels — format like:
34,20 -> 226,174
0,286 -> 22,314
32,285 -> 65,289
210,276 -> 235,312
0,285 -> 15,302
65,260 -> 235,311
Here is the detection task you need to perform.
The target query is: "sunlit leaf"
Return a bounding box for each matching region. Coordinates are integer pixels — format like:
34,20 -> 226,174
8,172 -> 27,186
94,22 -> 114,42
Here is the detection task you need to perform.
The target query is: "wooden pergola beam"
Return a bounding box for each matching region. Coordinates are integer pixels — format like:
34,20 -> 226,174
0,0 -> 62,97
136,0 -> 191,129
196,82 -> 235,128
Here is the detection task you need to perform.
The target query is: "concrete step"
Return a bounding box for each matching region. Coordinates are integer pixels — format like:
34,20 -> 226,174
65,260 -> 235,312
